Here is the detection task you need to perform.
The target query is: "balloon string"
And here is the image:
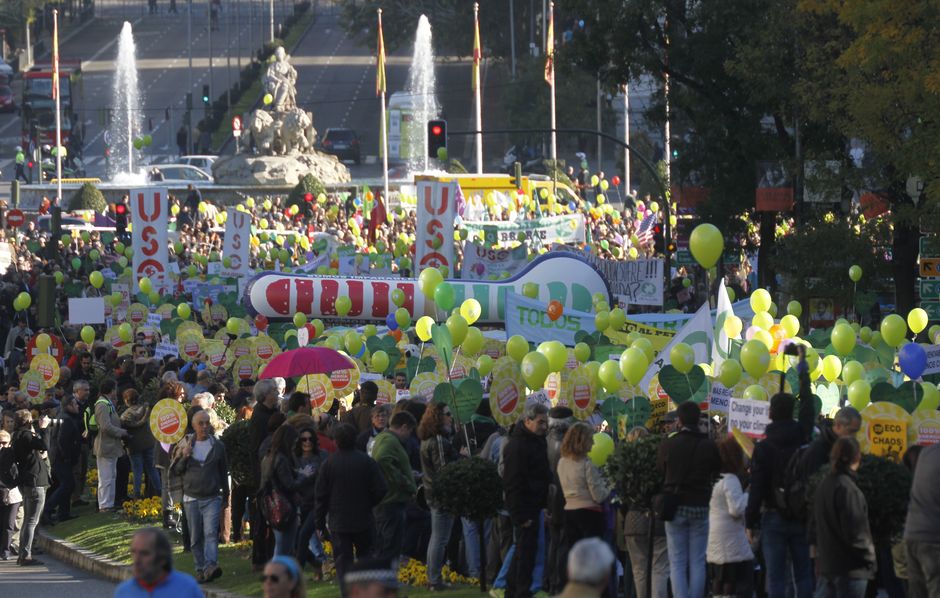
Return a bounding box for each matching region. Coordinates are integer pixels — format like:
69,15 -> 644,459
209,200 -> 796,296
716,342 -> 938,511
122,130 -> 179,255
449,347 -> 462,379
412,341 -> 425,380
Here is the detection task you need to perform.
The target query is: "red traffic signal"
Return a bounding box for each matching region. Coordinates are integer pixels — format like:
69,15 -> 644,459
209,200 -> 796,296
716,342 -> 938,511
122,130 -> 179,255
427,119 -> 447,159
431,125 -> 442,136
115,204 -> 127,215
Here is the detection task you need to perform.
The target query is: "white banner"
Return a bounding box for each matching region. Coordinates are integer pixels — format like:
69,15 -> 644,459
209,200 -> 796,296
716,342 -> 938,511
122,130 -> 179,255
461,242 -> 528,280
415,178 -> 459,274
130,187 -> 169,293
461,213 -> 586,248
728,397 -> 771,439
924,344 -> 940,377
221,207 -> 251,277
590,257 -> 663,307
640,302 -> 714,391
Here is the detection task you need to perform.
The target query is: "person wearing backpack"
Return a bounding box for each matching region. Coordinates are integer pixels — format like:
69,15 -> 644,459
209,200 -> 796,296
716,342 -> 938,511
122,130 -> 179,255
0,429 -> 23,560
93,380 -> 130,512
745,345 -> 816,598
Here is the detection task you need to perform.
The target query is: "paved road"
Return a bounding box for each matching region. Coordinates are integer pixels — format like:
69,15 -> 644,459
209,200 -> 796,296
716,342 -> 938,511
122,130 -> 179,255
0,550 -> 117,597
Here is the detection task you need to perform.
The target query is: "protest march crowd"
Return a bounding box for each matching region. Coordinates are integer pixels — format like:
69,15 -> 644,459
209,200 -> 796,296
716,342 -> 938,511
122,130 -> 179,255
0,180 -> 936,598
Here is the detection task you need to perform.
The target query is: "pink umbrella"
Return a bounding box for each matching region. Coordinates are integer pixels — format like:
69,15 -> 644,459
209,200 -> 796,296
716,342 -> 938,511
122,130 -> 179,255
259,347 -> 355,379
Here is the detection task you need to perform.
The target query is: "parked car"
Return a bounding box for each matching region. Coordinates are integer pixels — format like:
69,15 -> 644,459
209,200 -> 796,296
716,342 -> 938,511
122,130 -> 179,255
148,164 -> 214,185
319,128 -> 361,164
0,85 -> 15,113
37,215 -> 96,231
178,155 -> 218,171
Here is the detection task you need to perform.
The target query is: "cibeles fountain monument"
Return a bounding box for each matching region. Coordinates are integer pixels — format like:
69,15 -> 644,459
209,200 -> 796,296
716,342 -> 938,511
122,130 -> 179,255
212,47 -> 351,186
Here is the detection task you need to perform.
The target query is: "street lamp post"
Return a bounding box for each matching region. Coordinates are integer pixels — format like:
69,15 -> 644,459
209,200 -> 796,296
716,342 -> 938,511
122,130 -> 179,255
188,0 -> 193,153
269,0 -> 274,42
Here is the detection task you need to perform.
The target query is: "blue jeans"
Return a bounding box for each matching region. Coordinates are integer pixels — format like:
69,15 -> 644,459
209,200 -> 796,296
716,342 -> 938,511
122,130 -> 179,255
461,517 -> 491,579
761,510 -> 814,598
427,507 -> 455,586
129,447 -> 160,499
494,511 -> 546,592
664,508 -> 709,598
814,576 -> 868,598
183,496 -> 222,573
273,519 -> 298,557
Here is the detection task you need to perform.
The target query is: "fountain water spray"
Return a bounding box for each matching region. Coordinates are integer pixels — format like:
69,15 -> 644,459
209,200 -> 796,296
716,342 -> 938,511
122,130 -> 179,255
109,22 -> 142,179
405,15 -> 439,173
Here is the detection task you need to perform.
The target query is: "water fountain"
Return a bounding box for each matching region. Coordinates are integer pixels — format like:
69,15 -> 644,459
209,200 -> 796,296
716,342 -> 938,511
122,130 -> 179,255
109,21 -> 142,182
405,15 -> 439,173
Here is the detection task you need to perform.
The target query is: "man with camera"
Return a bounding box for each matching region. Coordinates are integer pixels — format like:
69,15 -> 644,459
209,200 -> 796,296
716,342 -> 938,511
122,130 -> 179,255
10,409 -> 50,566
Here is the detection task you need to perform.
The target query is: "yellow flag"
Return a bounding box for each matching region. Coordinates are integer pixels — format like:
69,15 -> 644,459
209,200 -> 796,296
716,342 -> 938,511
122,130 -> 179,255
376,12 -> 387,97
472,6 -> 482,91
544,3 -> 554,85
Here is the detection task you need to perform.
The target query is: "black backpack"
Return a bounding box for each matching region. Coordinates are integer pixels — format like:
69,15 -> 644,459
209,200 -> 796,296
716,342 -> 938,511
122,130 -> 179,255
770,442 -> 810,522
0,446 -> 20,489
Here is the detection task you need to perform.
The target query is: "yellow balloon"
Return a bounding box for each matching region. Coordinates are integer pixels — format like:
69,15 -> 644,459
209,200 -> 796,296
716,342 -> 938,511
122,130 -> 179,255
752,311 -> 774,331
821,355 -> 842,383
780,314 -> 800,338
415,316 -> 434,342
724,315 -> 743,339
908,308 -> 929,335
459,298 -> 482,325
753,329 -> 774,350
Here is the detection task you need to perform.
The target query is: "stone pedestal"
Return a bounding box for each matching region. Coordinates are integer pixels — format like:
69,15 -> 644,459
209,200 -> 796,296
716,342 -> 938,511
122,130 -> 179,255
211,152 -> 351,186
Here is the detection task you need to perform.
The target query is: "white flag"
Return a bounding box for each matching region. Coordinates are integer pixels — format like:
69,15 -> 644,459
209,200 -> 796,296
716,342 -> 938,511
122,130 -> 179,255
640,302 -> 714,391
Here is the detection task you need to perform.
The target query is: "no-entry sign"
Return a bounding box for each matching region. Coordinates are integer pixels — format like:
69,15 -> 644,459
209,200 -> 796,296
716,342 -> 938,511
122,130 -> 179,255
6,209 -> 25,228
232,116 -> 242,137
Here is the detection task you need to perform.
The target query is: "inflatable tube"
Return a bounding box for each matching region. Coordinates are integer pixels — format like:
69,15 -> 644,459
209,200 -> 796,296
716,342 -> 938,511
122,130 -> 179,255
244,252 -> 611,324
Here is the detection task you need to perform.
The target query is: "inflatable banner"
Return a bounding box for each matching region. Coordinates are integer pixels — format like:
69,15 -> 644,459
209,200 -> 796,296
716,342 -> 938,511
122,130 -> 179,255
244,253 -> 610,324
130,187 -> 169,293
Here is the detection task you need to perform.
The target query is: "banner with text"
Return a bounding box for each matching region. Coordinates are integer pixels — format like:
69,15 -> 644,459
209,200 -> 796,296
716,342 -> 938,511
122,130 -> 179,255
461,214 -> 586,248
461,242 -> 528,280
221,207 -> 251,277
729,397 -> 771,439
130,187 -> 169,293
590,257 -> 663,307
415,178 -> 459,273
505,291 -> 596,347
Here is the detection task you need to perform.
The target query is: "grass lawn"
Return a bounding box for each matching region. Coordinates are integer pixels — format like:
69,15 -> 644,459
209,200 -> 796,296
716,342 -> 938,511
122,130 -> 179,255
49,506 -> 488,597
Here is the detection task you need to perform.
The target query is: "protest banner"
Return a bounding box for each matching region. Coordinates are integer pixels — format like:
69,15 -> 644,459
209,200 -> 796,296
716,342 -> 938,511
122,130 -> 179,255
461,213 -> 586,248
415,177 -> 459,273
606,319 -> 676,352
461,242 -> 528,280
589,257 -> 663,307
709,381 -> 733,414
728,397 -> 771,439
505,292 -> 596,347
130,187 -> 169,292
639,303 -> 714,391
221,207 -> 251,277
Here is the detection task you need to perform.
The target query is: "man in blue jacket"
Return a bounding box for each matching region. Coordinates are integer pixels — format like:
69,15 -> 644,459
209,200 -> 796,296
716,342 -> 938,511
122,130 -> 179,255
114,527 -> 202,597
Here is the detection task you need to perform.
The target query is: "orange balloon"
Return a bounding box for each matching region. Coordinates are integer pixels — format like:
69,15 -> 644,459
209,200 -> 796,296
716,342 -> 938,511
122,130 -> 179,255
389,329 -> 403,342
547,300 -> 564,321
769,324 -> 787,353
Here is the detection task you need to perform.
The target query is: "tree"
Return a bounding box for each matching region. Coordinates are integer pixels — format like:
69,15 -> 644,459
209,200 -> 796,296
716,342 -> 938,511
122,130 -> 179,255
795,0 -> 940,313
69,182 -> 106,212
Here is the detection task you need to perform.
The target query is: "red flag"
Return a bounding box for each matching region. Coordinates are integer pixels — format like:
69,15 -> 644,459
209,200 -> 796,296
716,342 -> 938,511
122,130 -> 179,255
368,192 -> 387,244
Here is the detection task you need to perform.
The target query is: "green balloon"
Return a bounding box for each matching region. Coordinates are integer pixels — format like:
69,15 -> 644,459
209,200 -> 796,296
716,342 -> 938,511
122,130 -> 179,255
71,257 -> 82,270
507,335 -> 529,363
394,307 -> 411,330
521,351 -> 550,390
433,282 -> 456,311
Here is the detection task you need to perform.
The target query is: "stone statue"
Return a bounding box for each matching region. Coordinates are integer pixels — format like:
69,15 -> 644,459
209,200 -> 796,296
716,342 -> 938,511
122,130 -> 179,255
280,108 -> 316,154
264,47 -> 298,113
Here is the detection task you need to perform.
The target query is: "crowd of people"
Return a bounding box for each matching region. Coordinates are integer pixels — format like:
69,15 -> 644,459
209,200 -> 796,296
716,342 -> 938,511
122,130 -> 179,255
0,318 -> 937,598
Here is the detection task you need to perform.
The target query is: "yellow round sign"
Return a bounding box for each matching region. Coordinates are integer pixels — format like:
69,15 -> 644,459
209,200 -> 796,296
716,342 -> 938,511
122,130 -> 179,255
254,335 -> 280,362
202,339 -> 228,370
330,359 -> 361,396
297,374 -> 334,412
233,355 -> 256,381
177,331 -> 203,362
375,379 -> 396,405
489,357 -> 525,426
19,370 -> 46,403
126,303 -> 149,326
149,398 -> 188,444
912,408 -> 940,446
410,372 -> 445,402
30,353 -> 60,387
858,402 -> 915,462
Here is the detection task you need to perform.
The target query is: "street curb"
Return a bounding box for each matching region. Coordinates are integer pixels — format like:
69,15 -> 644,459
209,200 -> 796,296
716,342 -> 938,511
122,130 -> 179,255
36,531 -> 248,598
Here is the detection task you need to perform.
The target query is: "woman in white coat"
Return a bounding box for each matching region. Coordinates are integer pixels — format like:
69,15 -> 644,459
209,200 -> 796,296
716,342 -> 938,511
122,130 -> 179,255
707,437 -> 754,598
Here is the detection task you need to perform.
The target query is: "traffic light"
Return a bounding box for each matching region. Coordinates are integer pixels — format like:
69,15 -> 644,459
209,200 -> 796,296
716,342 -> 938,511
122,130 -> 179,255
202,85 -> 210,105
113,202 -> 128,238
652,223 -> 664,254
427,120 -> 447,159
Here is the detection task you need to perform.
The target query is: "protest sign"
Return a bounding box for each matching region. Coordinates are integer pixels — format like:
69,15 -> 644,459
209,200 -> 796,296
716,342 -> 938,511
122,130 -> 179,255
415,177 -> 459,273
461,214 -> 586,248
221,207 -> 252,277
505,292 -> 596,347
709,381 -> 733,414
67,298 -> 105,324
589,257 -> 663,307
130,187 -> 169,292
461,242 -> 528,280
728,397 -> 771,439
859,402 -> 914,462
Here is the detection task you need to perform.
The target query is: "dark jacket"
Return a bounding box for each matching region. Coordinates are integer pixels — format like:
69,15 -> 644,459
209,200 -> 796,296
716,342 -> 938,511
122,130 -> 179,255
120,403 -> 156,454
503,423 -> 552,523
12,426 -> 51,487
656,428 -> 720,508
419,433 -> 460,508
261,452 -> 311,508
800,423 -> 837,481
170,434 -> 230,501
314,448 -> 387,533
295,450 -> 327,510
249,401 -> 278,476
810,470 -> 875,579
745,366 -> 815,529
54,411 -> 83,467
356,427 -> 382,454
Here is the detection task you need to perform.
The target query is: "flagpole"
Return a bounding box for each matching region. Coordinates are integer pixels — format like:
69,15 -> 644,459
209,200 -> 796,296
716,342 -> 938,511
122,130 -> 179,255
547,1 -> 557,198
473,3 -> 483,174
53,9 -> 62,206
377,9 -> 389,206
